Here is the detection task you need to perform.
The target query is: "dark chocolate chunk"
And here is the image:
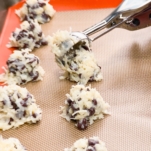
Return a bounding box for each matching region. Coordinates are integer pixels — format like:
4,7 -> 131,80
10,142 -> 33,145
41,40 -> 48,46
9,67 -> 17,74
67,99 -> 73,106
88,139 -> 99,147
77,118 -> 88,130
38,32 -> 42,37
92,99 -> 97,106
8,118 -> 14,125
38,2 -> 46,7
11,101 -> 19,110
88,107 -> 95,116
32,113 -> 37,118
42,12 -> 51,20
71,102 -> 79,112
23,43 -> 29,49
82,45 -> 89,51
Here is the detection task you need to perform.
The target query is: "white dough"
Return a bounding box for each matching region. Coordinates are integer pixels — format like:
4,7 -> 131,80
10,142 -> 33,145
0,135 -> 27,151
16,0 -> 56,24
0,50 -> 45,85
50,30 -> 103,85
7,19 -> 49,50
0,85 -> 42,131
64,137 -> 108,151
60,84 -> 110,130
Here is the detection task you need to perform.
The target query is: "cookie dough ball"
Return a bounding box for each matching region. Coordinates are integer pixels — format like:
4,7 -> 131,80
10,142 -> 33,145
0,85 -> 42,131
0,135 -> 27,151
50,30 -> 103,85
7,20 -> 49,50
16,0 -> 56,24
0,50 -> 45,85
64,137 -> 108,151
60,84 -> 110,130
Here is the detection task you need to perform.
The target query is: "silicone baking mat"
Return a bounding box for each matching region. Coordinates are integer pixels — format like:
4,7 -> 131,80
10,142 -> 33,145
0,1 -> 151,151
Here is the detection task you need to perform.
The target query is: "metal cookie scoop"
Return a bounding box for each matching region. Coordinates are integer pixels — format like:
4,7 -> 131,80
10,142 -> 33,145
71,0 -> 151,45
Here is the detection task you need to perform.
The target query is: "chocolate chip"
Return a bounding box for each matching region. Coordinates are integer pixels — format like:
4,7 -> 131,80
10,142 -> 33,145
78,98 -> 81,101
42,12 -> 50,20
87,88 -> 90,91
2,100 -> 6,105
82,45 -> 89,51
28,34 -> 35,39
79,74 -> 82,78
88,107 -> 95,116
27,57 -> 37,64
7,60 -> 16,65
21,80 -> 27,84
37,58 -> 39,64
23,111 -> 26,117
9,67 -> 17,74
20,99 -> 28,107
71,102 -> 79,112
16,35 -> 22,41
29,24 -> 35,31
29,12 -> 37,19
8,118 -> 14,125
61,60 -> 65,66
23,43 -> 29,49
17,93 -> 21,99
86,148 -> 95,151
89,76 -> 94,82
74,53 -> 77,57
74,68 -> 78,71
80,88 -> 83,92
39,2 -> 46,7
41,40 -> 48,46
24,15 -> 28,21
35,40 -> 41,46
31,4 -> 39,9
12,32 -> 16,37
77,118 -> 88,130
11,101 -> 19,110
22,52 -> 26,56
88,139 -> 99,147
32,71 -> 39,81
92,99 -> 97,106
17,64 -> 25,70
21,30 -> 28,33
38,32 -> 42,37
67,99 -> 72,106
23,98 -> 28,102
27,93 -> 32,99
32,113 -> 37,118
97,65 -> 101,69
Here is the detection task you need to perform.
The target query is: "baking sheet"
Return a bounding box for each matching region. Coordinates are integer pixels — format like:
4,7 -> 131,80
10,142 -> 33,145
1,8 -> 151,151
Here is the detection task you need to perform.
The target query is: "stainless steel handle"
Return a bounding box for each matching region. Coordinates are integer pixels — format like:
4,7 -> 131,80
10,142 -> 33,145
82,0 -> 151,40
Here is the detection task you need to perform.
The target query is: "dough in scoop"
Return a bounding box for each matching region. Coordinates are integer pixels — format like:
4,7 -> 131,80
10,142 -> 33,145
50,30 -> 103,85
